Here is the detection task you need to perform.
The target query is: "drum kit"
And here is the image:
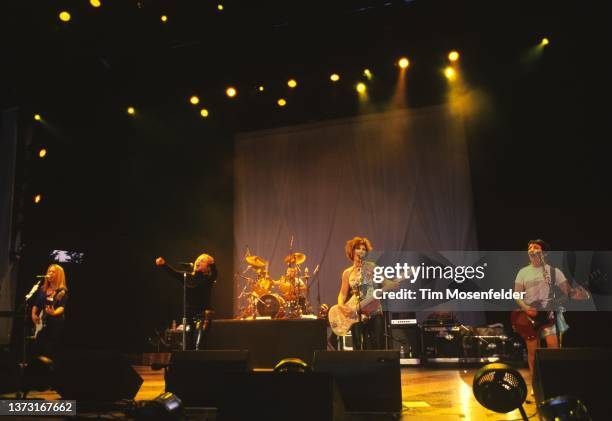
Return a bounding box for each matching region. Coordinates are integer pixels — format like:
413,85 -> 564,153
237,251 -> 314,319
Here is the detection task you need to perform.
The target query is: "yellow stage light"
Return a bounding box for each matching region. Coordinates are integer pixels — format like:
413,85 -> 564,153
161,15 -> 168,22
34,194 -> 42,204
90,0 -> 101,8
226,87 -> 237,98
277,98 -> 287,107
363,69 -> 372,79
127,106 -> 135,115
189,96 -> 200,105
34,114 -> 41,121
59,11 -> 71,22
541,38 -> 549,46
448,51 -> 460,62
217,4 -> 224,11
200,108 -> 209,117
398,57 -> 409,69
38,149 -> 47,158
287,79 -> 297,88
356,83 -> 366,94
330,73 -> 340,82
258,86 -> 265,92
444,67 -> 456,80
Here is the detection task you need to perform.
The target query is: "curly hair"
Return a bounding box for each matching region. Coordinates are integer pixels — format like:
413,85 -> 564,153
345,236 -> 373,261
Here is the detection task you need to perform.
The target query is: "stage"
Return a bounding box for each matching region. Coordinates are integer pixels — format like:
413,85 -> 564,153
15,365 -> 535,420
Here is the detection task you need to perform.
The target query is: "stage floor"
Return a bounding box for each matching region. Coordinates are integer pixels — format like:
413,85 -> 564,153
13,365 -> 536,420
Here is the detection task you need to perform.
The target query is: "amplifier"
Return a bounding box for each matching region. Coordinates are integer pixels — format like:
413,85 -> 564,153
388,314 -> 421,365
422,324 -> 462,360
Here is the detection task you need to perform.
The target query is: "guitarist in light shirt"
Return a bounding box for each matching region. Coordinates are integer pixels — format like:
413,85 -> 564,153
514,239 -> 587,381
31,264 -> 68,358
337,236 -> 385,350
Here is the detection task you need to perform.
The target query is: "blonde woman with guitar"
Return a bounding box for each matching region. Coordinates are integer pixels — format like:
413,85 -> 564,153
31,264 -> 68,358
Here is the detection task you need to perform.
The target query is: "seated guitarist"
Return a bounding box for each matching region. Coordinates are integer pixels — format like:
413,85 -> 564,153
337,237 -> 385,350
514,239 -> 587,381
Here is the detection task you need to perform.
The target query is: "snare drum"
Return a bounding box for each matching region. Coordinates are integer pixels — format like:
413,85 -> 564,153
256,294 -> 286,318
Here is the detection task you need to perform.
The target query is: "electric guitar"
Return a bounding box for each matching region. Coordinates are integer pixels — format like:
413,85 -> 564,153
33,289 -> 66,339
511,284 -> 589,340
328,279 -> 402,336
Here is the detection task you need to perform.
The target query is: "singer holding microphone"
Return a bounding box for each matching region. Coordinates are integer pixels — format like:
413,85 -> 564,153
336,236 -> 384,350
31,264 -> 68,358
155,253 -> 217,350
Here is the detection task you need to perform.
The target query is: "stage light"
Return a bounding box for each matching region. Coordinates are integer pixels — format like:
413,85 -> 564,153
444,67 -> 456,80
330,73 -> 340,82
287,79 -> 297,88
258,85 -> 264,92
274,358 -> 310,373
398,57 -> 409,69
541,37 -> 549,46
226,87 -> 237,98
135,392 -> 184,420
59,11 -> 71,22
277,98 -> 286,107
200,108 -> 209,118
90,0 -> 101,8
217,4 -> 224,11
473,363 -> 528,417
161,15 -> 168,23
34,114 -> 41,121
363,69 -> 373,80
127,106 -> 135,115
34,194 -> 42,204
448,51 -> 460,62
38,149 -> 47,158
356,82 -> 367,94
189,95 -> 200,105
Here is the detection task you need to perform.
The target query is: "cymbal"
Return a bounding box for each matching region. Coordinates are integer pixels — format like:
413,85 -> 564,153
246,255 -> 268,268
284,252 -> 306,265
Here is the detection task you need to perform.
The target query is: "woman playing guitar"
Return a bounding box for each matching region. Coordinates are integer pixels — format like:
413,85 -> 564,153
31,264 -> 68,358
335,237 -> 385,350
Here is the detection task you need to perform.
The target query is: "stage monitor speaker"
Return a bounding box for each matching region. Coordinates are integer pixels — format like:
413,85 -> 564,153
165,350 -> 249,407
313,350 -> 402,414
54,348 -> 143,402
217,372 -> 345,421
0,350 -> 17,394
534,348 -> 612,420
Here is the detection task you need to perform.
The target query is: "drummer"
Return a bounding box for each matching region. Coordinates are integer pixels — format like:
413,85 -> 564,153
278,266 -> 306,300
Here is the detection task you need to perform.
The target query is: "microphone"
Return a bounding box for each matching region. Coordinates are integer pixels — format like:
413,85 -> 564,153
35,275 -> 49,278
179,262 -> 193,268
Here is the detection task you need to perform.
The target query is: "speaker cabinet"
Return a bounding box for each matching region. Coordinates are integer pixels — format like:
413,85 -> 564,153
165,350 -> 249,407
313,350 -> 402,414
534,348 -> 612,420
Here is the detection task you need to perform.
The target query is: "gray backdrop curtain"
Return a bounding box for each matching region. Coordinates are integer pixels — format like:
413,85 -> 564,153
0,109 -> 19,345
234,105 -> 478,318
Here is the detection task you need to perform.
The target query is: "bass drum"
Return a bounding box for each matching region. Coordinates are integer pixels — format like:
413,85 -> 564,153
257,294 -> 285,318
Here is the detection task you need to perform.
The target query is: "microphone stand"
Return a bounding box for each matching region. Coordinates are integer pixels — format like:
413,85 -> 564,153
17,278 -> 43,398
541,253 -> 563,348
182,271 -> 187,351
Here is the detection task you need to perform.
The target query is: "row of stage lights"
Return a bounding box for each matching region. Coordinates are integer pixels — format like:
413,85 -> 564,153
127,51 -> 459,118
56,1 -> 225,23
29,31 -> 549,205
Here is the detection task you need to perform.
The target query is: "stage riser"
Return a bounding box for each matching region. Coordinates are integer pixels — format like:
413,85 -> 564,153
203,319 -> 327,368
